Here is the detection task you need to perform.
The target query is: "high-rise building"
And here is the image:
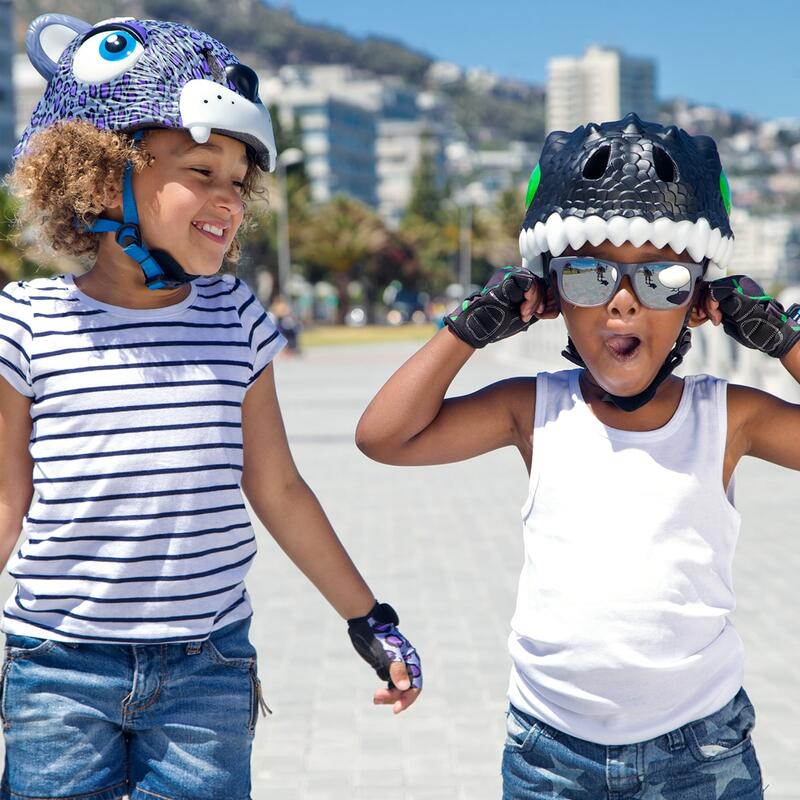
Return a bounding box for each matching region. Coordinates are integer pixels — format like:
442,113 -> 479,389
0,0 -> 16,171
547,46 -> 657,135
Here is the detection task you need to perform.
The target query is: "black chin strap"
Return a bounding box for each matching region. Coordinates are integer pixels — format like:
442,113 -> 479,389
561,326 -> 693,412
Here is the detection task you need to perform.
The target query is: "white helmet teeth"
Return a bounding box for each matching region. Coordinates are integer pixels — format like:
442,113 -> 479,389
518,215 -> 734,280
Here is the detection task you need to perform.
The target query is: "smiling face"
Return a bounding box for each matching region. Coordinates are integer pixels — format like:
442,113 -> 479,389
555,240 -> 701,399
130,129 -> 249,277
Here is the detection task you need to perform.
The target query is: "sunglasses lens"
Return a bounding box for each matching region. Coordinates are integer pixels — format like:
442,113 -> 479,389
559,258 -> 617,306
633,263 -> 694,308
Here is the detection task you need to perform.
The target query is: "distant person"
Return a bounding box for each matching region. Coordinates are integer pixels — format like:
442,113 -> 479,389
270,295 -> 302,354
357,114 -> 800,798
0,14 -> 420,800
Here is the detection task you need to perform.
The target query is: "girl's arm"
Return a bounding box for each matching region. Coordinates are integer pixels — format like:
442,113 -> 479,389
357,275 -> 552,467
241,364 -> 419,711
241,364 -> 374,620
0,379 -> 33,571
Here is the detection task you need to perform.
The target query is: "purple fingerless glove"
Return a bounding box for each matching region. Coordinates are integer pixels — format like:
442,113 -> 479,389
347,601 -> 422,690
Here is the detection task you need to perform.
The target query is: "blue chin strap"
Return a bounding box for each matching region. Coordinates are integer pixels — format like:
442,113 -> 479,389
86,131 -> 197,291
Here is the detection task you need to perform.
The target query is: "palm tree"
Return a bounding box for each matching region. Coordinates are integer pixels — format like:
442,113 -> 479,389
293,195 -> 387,322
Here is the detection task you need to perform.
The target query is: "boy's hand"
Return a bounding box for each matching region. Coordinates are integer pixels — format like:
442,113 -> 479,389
444,266 -> 555,349
347,601 -> 421,714
709,275 -> 800,358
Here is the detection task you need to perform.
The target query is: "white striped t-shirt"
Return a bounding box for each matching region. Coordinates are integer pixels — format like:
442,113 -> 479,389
0,273 -> 285,643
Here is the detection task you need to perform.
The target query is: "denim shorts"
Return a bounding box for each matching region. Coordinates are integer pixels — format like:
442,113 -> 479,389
502,687 -> 764,799
0,617 -> 265,800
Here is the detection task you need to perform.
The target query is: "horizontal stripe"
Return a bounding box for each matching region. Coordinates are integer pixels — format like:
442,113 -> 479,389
26,521 -> 251,546
34,319 -> 242,338
15,594 -> 219,624
31,420 -> 241,444
0,290 -> 31,305
189,303 -> 236,313
1,333 -> 30,360
34,442 -> 242,464
1,610 -> 252,643
34,338 -> 249,361
248,312 -> 267,347
20,534 -> 255,564
33,308 -> 105,319
0,356 -> 27,383
32,399 -> 240,422
0,311 -> 32,335
37,482 -> 241,505
27,502 -> 246,525
34,378 -> 247,404
29,582 -> 241,604
34,358 -> 250,385
256,329 -> 281,352
10,552 -> 254,583
237,294 -> 255,317
215,592 -> 247,623
33,463 -> 241,484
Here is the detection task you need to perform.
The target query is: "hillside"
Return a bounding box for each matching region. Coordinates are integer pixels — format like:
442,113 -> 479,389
14,0 -> 546,144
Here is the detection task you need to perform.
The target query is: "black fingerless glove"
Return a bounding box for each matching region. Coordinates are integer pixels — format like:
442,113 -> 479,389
444,266 -> 540,348
709,275 -> 800,358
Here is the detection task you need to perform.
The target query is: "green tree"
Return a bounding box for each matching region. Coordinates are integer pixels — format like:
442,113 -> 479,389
403,133 -> 446,225
293,195 -> 386,322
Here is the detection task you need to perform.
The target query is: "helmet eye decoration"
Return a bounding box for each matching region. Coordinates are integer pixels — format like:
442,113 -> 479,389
719,170 -> 732,216
72,23 -> 146,83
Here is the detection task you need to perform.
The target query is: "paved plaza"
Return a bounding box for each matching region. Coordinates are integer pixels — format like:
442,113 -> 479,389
1,339 -> 798,799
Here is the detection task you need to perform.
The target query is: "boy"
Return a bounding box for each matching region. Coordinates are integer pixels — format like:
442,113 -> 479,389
357,113 -> 800,798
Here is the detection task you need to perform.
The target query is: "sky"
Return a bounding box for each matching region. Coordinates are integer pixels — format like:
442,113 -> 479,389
281,0 -> 800,121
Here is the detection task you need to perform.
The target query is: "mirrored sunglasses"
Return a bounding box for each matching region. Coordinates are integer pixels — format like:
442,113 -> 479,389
547,256 -> 705,310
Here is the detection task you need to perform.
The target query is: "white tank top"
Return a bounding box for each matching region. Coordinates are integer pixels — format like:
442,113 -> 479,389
508,369 -> 744,745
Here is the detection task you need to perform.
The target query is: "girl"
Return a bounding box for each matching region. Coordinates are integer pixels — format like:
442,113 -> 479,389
0,14 -> 420,800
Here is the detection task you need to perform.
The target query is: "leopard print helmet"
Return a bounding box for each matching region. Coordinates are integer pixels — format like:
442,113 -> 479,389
16,14 -> 276,171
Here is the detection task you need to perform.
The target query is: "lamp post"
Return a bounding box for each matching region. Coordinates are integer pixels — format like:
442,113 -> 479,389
276,147 -> 304,299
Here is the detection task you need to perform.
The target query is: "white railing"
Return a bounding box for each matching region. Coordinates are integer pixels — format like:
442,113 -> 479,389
495,317 -> 800,403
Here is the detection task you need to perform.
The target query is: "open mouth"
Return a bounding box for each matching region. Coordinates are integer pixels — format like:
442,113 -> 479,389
605,335 -> 641,361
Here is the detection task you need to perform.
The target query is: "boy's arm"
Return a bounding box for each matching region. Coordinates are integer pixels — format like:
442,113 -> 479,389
356,274 -> 552,467
729,344 -> 800,470
241,364 -> 419,711
701,280 -> 800,470
0,378 -> 34,571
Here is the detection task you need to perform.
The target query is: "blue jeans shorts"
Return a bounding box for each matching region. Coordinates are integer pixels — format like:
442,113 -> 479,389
0,617 -> 265,800
502,687 -> 764,799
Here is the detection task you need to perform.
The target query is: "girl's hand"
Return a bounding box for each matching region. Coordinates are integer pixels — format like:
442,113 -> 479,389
347,602 -> 422,714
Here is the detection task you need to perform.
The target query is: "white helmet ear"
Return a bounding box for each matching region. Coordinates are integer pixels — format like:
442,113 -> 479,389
26,14 -> 92,81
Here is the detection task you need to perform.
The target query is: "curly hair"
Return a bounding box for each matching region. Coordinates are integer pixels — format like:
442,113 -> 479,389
7,120 -> 264,264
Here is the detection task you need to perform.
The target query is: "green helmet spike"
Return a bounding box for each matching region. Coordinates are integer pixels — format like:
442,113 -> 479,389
719,170 -> 732,216
525,163 -> 541,209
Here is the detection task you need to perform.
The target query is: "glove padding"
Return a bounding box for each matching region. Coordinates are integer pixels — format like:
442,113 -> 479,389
444,266 -> 540,348
347,601 -> 422,690
709,275 -> 800,358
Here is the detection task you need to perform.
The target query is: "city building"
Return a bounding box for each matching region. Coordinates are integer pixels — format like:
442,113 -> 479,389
727,208 -> 800,286
12,52 -> 46,141
0,0 -> 16,171
546,46 -> 657,134
263,68 -> 378,207
264,64 -> 448,221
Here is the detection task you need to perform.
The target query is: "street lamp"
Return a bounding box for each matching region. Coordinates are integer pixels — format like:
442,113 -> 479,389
276,147 -> 304,299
